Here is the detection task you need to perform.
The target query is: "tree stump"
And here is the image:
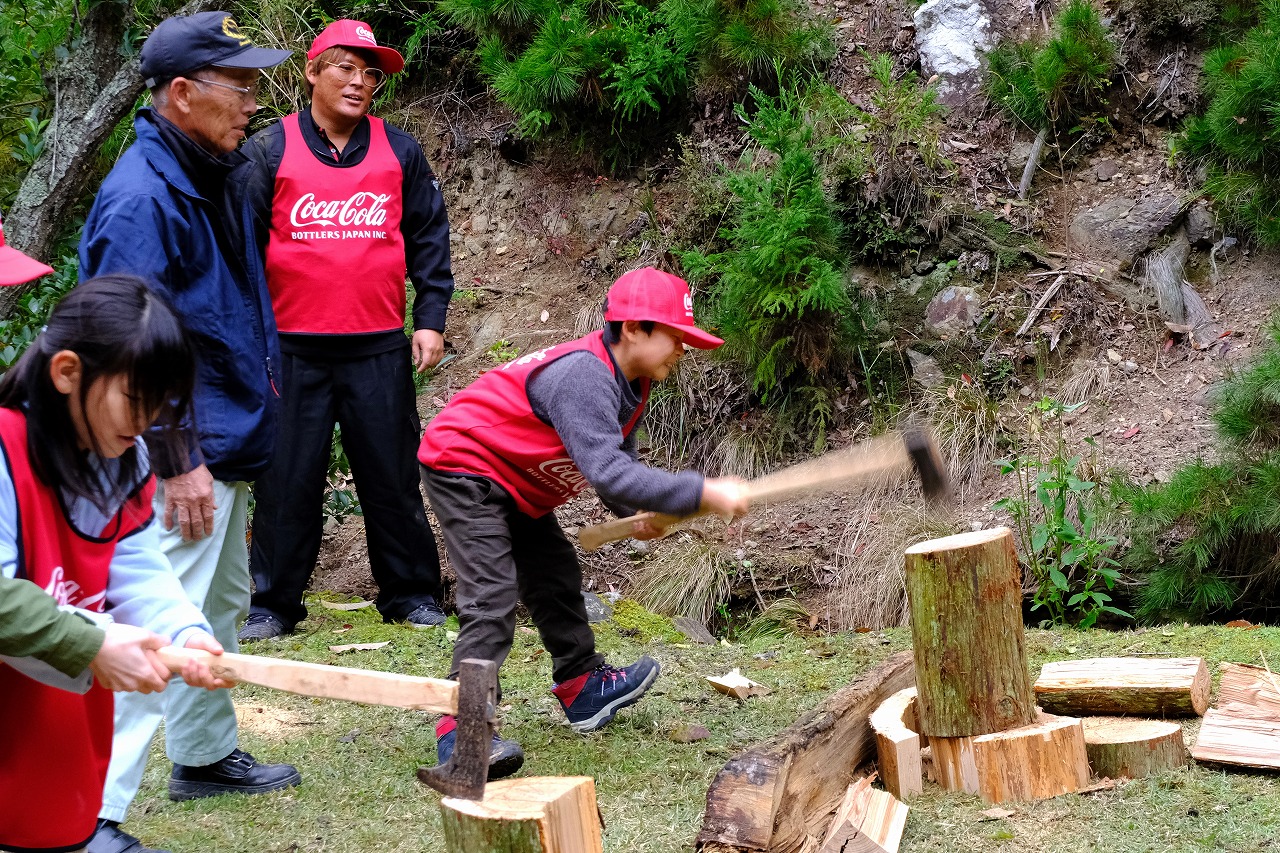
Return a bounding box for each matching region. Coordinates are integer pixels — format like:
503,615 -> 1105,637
1081,717 -> 1187,779
440,777 -> 603,853
929,710 -> 1090,804
1035,657 -> 1210,717
904,527 -> 1036,737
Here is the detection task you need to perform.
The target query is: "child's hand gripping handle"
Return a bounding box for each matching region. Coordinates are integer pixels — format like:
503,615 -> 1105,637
578,511 -> 687,551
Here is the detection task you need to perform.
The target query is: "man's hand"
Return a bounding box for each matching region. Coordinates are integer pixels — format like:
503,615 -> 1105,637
412,329 -> 446,373
88,623 -> 170,693
629,512 -> 668,541
179,632 -> 235,690
163,464 -> 216,541
699,477 -> 751,521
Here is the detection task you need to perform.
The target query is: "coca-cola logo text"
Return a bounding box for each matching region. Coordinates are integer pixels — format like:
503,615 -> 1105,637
291,192 -> 391,228
536,457 -> 587,493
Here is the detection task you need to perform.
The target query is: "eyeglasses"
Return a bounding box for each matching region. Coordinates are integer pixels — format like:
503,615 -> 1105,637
321,60 -> 386,90
189,77 -> 260,102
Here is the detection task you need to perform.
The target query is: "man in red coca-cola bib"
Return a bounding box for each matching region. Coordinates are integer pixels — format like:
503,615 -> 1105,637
235,20 -> 452,642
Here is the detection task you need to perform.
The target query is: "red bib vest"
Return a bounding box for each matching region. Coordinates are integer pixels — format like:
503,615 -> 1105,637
0,407 -> 155,851
265,113 -> 407,334
419,332 -> 649,517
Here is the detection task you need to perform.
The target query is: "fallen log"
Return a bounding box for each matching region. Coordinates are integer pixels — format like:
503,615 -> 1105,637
904,527 -> 1036,737
1192,706 -> 1280,770
1034,657 -> 1209,718
440,777 -> 602,853
697,651 -> 915,853
929,710 -> 1090,804
869,688 -> 924,801
819,776 -> 908,853
1081,717 -> 1187,779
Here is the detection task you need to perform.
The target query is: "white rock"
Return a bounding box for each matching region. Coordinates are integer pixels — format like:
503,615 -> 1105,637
914,0 -> 996,103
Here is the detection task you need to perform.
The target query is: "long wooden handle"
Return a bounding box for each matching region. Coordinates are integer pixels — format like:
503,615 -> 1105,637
578,432 -> 924,552
158,646 -> 459,713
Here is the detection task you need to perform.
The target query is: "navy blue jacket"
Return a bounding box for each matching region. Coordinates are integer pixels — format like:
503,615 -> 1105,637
79,109 -> 281,483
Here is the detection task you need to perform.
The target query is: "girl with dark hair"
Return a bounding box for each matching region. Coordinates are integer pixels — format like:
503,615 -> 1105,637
0,275 -> 232,853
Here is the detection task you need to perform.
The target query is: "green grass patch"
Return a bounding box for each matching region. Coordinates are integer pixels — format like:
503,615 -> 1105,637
126,607 -> 1280,851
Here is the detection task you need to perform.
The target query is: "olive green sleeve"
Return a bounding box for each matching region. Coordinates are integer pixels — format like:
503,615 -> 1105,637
0,576 -> 106,677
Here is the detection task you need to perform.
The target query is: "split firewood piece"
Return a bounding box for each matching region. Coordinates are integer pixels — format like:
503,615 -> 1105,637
1034,657 -> 1209,717
1217,662 -> 1280,716
1192,706 -> 1280,770
904,527 -> 1037,737
1081,717 -> 1187,779
440,777 -> 602,853
869,688 -> 924,801
930,710 -> 1090,804
819,775 -> 908,853
707,668 -> 771,700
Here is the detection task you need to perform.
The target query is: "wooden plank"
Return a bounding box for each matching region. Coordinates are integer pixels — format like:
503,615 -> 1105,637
1192,707 -> 1280,769
440,777 -> 602,853
1034,657 -> 1209,717
697,652 -> 915,853
1218,663 -> 1280,716
869,688 -> 923,801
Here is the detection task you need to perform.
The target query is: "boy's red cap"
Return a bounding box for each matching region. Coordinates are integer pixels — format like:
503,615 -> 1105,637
308,20 -> 405,74
0,217 -> 54,286
604,267 -> 723,350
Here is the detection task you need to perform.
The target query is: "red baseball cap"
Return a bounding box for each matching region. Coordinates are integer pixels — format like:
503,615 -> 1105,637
604,267 -> 723,350
307,20 -> 405,74
0,217 -> 54,287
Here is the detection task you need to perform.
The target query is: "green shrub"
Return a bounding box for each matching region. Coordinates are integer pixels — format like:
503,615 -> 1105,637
1180,0 -> 1280,245
987,0 -> 1116,133
1124,321 -> 1280,621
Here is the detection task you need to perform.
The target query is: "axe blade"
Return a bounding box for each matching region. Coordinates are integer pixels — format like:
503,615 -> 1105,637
417,658 -> 497,800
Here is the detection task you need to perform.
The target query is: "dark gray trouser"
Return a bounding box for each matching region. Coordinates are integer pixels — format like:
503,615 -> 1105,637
422,467 -> 604,689
249,346 -> 443,630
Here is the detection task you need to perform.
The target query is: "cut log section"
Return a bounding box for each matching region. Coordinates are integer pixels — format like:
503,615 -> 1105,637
698,652 -> 915,853
1217,662 -> 1280,715
904,527 -> 1036,737
1081,717 -> 1187,779
440,777 -> 603,853
929,710 -> 1090,804
819,776 -> 908,853
1034,657 -> 1209,717
1192,706 -> 1280,770
869,688 -> 924,801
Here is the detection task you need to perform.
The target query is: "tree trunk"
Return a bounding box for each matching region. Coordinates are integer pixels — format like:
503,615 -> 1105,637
930,710 -> 1090,804
440,777 -> 603,853
1,0 -> 216,316
1081,717 -> 1186,779
1034,657 -> 1210,717
903,527 -> 1036,737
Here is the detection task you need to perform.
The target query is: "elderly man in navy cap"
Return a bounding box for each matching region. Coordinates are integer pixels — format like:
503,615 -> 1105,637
79,12 -> 296,853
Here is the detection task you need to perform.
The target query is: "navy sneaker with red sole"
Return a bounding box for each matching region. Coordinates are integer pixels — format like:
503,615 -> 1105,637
552,656 -> 660,733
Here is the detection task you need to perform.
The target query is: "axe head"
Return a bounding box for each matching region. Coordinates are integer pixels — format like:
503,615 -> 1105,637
417,658 -> 497,800
903,426 -> 951,504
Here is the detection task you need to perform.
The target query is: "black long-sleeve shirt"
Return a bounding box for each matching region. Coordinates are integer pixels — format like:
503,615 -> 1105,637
233,107 -> 454,359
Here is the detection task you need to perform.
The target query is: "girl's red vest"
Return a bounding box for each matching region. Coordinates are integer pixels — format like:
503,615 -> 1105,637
419,332 -> 649,517
265,113 -> 407,334
0,407 -> 155,851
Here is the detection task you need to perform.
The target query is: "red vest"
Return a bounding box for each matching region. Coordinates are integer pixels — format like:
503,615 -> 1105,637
419,332 -> 649,517
265,113 -> 407,334
0,407 -> 155,851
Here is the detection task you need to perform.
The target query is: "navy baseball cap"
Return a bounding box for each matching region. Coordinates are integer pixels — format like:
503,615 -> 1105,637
140,12 -> 291,88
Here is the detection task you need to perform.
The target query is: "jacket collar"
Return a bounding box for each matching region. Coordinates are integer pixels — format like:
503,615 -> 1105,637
133,107 -> 246,201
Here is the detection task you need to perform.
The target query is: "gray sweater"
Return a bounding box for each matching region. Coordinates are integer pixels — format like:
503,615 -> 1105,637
527,346 -> 703,518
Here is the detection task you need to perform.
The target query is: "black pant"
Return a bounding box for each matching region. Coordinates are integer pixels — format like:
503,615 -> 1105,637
249,346 -> 442,629
422,467 -> 603,688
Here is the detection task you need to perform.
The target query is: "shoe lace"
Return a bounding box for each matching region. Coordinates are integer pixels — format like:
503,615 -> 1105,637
593,662 -> 627,693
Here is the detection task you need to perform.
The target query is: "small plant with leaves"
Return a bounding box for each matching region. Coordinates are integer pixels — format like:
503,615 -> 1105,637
994,397 -> 1129,627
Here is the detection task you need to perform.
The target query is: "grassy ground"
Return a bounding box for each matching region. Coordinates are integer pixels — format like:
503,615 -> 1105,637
126,602 -> 1280,852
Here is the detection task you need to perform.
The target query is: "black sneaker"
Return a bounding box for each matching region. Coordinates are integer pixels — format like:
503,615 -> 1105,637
237,613 -> 288,642
395,598 -> 446,628
169,748 -> 301,801
552,656 -> 660,733
435,715 -> 524,780
87,820 -> 171,853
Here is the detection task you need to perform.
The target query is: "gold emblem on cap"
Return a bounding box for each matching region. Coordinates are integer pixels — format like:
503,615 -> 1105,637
222,16 -> 252,47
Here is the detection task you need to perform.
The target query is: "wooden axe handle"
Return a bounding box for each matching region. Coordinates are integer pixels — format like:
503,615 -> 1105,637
157,646 -> 459,714
578,430 -> 945,551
